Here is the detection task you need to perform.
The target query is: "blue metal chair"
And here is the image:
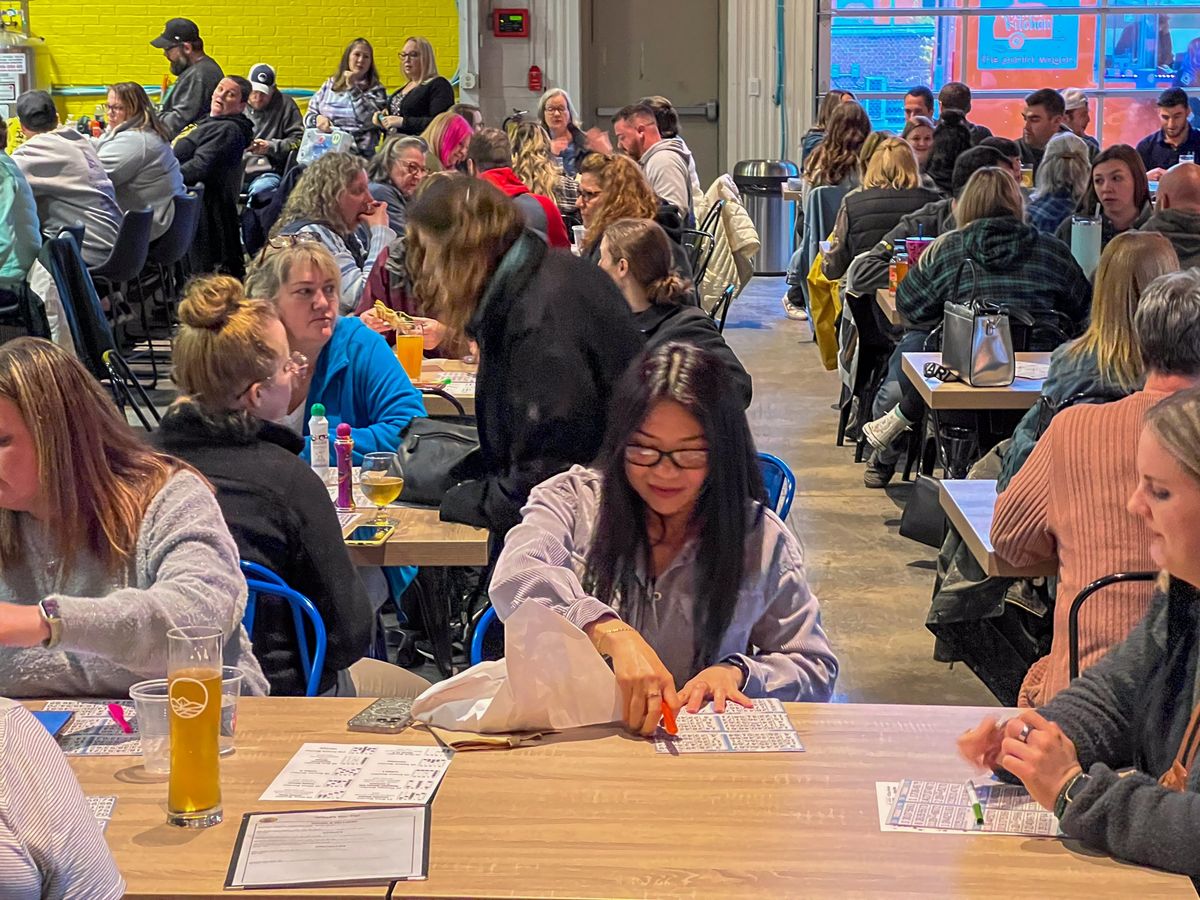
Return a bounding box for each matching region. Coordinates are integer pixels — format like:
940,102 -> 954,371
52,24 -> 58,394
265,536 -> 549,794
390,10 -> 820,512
758,452 -> 796,520
240,561 -> 327,697
469,455 -> 800,666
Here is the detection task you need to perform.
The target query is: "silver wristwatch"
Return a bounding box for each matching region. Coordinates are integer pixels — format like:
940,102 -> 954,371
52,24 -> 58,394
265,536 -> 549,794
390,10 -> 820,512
39,599 -> 62,648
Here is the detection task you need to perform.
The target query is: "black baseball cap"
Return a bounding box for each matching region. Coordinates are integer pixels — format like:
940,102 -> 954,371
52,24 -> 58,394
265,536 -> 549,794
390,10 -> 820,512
15,91 -> 57,131
151,18 -> 201,49
248,64 -> 276,96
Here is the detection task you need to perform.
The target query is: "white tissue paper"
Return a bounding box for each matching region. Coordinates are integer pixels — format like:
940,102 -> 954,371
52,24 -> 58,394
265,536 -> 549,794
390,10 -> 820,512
411,601 -> 624,733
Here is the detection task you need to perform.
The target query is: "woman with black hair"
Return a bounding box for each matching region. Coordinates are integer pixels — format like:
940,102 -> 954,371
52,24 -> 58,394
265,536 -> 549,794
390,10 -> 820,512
488,343 -> 838,736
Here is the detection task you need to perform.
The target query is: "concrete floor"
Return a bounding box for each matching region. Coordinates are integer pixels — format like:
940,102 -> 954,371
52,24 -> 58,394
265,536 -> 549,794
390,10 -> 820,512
726,277 -> 998,707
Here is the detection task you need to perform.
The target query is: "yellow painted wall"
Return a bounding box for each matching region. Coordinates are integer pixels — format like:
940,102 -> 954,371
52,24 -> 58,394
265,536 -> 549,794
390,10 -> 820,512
29,1 -> 459,122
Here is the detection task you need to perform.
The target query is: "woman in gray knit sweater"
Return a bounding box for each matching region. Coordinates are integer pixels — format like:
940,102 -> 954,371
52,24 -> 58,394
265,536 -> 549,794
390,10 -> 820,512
0,338 -> 267,698
960,379 -> 1200,879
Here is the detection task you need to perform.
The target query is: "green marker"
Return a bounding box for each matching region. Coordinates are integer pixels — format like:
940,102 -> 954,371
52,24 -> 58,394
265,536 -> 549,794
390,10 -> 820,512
965,780 -> 984,826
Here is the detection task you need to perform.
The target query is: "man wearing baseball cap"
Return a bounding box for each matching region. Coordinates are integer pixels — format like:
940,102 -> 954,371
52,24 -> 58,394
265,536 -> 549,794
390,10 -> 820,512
244,63 -> 303,196
151,17 -> 223,139
1062,88 -> 1099,158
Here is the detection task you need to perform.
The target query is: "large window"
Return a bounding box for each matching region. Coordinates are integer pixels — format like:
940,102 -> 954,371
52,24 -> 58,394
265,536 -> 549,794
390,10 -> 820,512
819,0 -> 1200,146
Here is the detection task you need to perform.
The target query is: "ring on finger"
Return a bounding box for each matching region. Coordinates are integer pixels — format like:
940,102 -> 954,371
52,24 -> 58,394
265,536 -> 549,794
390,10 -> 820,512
1017,723 -> 1031,743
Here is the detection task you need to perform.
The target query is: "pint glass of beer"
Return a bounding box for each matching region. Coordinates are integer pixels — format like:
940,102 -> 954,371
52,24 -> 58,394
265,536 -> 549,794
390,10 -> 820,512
167,625 -> 224,827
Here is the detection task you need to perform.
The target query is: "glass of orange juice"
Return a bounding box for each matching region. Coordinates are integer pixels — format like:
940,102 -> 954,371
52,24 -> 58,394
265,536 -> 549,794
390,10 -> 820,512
393,319 -> 424,383
166,625 -> 224,828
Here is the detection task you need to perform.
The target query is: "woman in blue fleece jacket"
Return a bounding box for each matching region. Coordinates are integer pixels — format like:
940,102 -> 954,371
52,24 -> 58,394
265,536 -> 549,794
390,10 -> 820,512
245,239 -> 425,464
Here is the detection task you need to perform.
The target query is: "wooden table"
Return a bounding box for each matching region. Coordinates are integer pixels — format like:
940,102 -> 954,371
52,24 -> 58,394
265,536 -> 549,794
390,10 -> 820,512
341,506 -> 488,568
902,352 -> 1050,411
940,479 -> 1057,579
418,359 -> 476,417
61,698 -> 1190,898
876,288 -> 902,326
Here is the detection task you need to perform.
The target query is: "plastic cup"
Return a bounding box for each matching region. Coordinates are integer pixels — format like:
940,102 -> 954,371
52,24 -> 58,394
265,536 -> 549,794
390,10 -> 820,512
572,224 -> 586,254
220,666 -> 243,756
1070,215 -> 1102,280
905,236 -> 934,265
1020,165 -> 1034,188
129,679 -> 171,775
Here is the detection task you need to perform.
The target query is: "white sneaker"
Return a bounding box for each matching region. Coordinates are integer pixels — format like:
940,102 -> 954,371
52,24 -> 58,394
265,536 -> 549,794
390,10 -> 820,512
863,407 -> 912,451
781,294 -> 809,320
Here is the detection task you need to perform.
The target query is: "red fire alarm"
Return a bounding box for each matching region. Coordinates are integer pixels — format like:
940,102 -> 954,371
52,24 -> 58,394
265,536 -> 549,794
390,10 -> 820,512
527,64 -> 543,93
493,8 -> 529,37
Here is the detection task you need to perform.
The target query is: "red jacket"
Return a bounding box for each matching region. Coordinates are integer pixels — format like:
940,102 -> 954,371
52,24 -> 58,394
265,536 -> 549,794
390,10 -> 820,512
477,167 -> 570,249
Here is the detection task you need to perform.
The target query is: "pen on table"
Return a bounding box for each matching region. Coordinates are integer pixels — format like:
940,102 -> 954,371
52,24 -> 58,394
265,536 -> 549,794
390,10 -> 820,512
107,703 -> 133,735
965,780 -> 984,827
660,700 -> 678,736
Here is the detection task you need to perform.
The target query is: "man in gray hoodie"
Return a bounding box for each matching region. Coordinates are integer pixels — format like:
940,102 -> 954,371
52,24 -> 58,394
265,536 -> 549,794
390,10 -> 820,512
12,92 -> 120,268
1141,162 -> 1200,268
243,63 -> 303,196
613,102 -> 695,225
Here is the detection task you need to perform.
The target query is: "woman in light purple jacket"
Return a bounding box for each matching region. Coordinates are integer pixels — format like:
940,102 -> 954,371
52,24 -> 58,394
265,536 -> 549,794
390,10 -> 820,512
489,343 -> 838,736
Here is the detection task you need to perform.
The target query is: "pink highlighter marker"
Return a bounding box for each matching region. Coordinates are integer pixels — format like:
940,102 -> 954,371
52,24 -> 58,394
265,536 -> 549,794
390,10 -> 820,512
107,703 -> 133,734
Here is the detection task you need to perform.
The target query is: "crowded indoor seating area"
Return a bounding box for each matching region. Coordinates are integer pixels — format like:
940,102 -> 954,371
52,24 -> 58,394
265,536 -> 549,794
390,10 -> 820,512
5,0 -> 1200,895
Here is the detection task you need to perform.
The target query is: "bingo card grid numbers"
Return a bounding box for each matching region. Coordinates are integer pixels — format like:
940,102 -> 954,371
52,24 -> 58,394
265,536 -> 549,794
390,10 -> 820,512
654,699 -> 806,754
887,779 -> 1061,836
42,700 -> 142,756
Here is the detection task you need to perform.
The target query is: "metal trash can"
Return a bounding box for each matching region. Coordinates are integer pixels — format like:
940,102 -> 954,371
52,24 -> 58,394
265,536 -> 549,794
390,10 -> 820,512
733,159 -> 799,275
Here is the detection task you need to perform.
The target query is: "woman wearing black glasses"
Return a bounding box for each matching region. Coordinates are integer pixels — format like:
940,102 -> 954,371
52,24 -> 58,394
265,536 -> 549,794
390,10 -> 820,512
489,343 -> 838,735
378,36 -> 454,137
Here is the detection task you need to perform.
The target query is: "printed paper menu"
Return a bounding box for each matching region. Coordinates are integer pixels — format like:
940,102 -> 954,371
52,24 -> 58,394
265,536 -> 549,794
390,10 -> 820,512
259,743 -> 454,805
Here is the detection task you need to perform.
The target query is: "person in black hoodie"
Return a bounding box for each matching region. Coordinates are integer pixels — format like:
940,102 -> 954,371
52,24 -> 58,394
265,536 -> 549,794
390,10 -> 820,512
153,275 -> 431,699
174,76 -> 254,277
599,218 -> 751,408
406,176 -> 642,544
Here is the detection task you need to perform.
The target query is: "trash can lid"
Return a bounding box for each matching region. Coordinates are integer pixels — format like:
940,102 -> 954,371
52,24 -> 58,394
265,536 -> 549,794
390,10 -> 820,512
733,159 -> 799,180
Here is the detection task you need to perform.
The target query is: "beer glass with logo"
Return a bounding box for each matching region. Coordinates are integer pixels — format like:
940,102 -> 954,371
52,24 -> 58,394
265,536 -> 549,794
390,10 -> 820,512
167,625 -> 224,827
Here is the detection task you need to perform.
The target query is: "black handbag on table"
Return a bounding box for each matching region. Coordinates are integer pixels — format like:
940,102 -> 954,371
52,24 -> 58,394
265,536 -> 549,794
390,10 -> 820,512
392,416 -> 483,506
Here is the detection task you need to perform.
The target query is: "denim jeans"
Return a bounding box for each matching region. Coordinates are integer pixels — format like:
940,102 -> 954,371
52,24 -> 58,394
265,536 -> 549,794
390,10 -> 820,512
246,172 -> 281,199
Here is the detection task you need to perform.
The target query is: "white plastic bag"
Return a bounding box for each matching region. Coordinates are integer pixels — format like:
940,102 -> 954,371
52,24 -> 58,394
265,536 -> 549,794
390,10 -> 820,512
297,127 -> 352,166
411,602 -> 623,733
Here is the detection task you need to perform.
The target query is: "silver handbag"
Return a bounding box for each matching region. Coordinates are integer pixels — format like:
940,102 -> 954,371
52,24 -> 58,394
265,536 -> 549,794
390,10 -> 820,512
941,259 -> 1015,388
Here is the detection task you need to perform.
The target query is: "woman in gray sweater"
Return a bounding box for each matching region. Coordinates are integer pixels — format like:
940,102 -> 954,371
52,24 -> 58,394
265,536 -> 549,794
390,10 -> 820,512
0,338 -> 267,698
960,383 -> 1200,879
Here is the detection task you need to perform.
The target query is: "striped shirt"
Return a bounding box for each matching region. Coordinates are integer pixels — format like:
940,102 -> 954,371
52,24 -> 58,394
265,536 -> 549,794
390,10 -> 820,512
0,699 -> 124,899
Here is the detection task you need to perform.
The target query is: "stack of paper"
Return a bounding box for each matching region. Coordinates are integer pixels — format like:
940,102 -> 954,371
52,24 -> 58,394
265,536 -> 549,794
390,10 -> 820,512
879,778 -> 1061,837
42,700 -> 141,756
654,698 -> 805,754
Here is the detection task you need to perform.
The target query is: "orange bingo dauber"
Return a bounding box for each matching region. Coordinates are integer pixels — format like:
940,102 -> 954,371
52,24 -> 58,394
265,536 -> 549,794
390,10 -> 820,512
660,699 -> 678,736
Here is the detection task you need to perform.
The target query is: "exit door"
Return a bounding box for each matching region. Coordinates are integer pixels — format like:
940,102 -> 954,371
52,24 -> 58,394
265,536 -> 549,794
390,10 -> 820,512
583,0 -> 722,186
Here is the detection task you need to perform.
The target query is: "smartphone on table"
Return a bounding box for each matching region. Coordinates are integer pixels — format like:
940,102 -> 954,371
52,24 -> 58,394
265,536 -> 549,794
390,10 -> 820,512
344,523 -> 395,547
347,698 -> 414,734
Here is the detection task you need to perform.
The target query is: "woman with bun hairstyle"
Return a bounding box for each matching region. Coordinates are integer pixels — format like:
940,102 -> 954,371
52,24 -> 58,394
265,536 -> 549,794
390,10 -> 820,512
599,218 -> 751,408
152,276 -> 431,699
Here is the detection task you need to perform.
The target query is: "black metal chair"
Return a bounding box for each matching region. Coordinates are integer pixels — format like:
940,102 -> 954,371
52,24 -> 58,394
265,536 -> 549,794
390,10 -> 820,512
0,281 -> 51,342
89,208 -> 153,298
680,229 -> 716,286
698,198 -> 725,237
708,283 -> 735,334
1068,571 -> 1157,680
39,234 -> 160,430
841,290 -> 900,460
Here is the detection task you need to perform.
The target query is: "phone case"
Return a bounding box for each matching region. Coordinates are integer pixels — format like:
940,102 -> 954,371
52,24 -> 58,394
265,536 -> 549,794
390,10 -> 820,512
347,698 -> 414,734
344,524 -> 395,547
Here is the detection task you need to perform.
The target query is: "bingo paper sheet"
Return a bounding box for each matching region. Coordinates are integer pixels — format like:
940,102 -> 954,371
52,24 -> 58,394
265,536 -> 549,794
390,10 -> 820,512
887,779 -> 1062,837
653,698 -> 805,754
42,700 -> 141,756
260,743 -> 454,805
87,795 -> 117,833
